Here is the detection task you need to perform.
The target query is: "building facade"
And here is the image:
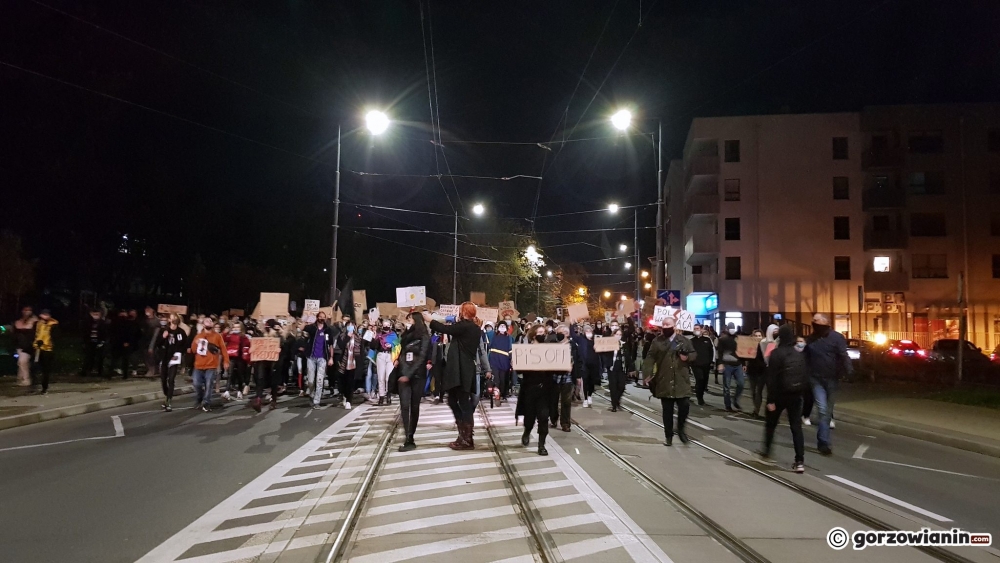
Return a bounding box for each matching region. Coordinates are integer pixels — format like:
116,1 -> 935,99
666,105 -> 1000,348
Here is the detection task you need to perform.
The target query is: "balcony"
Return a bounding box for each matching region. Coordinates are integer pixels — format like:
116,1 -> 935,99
685,234 -> 719,265
861,148 -> 905,169
864,269 -> 910,292
685,192 -> 719,218
692,273 -> 718,293
684,155 -> 719,187
862,175 -> 906,210
863,227 -> 908,250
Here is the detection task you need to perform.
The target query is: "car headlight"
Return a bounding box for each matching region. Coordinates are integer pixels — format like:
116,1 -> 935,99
847,350 -> 861,360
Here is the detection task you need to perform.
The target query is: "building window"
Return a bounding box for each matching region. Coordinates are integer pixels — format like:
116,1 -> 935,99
834,257 -> 851,280
833,176 -> 849,200
724,140 -> 740,163
872,215 -> 890,231
912,254 -> 948,279
724,178 -> 741,201
691,265 -> 703,275
908,131 -> 944,154
725,256 -> 741,280
992,213 -> 1000,236
910,213 -> 946,237
724,217 -> 741,240
873,256 -> 890,272
833,216 -> 850,240
988,129 -> 1000,153
909,171 -> 945,195
994,255 -> 1000,279
833,137 -> 849,160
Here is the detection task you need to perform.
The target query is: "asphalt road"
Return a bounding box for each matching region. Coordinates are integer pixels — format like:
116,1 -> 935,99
604,380 -> 1000,540
0,393 -> 353,563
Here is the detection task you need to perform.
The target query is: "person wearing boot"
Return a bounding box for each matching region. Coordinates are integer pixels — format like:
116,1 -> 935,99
519,324 -> 554,456
642,317 -> 696,446
424,303 -> 481,451
396,313 -> 430,451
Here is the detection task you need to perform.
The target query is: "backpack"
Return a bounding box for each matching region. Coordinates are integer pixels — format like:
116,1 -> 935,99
779,349 -> 810,393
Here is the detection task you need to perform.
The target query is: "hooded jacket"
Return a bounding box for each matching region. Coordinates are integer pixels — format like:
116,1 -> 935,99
488,331 -> 513,373
805,325 -> 851,382
766,324 -> 809,400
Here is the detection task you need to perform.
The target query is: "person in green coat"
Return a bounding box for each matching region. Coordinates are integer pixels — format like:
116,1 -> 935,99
642,317 -> 697,446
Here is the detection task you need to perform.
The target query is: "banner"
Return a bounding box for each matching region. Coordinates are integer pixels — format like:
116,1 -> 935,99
352,290 -> 367,322
396,286 -> 426,308
736,335 -> 761,359
652,306 -> 673,326
511,343 -> 572,371
593,335 -> 620,353
157,304 -> 188,315
498,300 -> 518,320
566,303 -> 588,322
479,307 -> 499,327
249,337 -> 281,362
470,291 -> 486,306
302,299 -> 320,323
258,293 -> 290,318
676,310 -> 696,332
437,304 -> 461,319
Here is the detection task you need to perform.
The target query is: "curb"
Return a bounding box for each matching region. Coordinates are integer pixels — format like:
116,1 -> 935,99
835,408 -> 1000,459
0,385 -> 195,431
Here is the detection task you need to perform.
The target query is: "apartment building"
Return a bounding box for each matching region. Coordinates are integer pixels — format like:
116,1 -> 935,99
665,104 -> 1000,347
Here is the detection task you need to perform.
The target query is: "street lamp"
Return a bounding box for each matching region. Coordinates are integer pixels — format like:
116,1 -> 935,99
578,287 -> 587,296
641,270 -> 649,279
454,203 -> 486,303
331,110 -> 389,305
472,203 -> 485,216
624,262 -> 632,270
611,109 -> 632,131
608,203 -> 620,214
644,282 -> 652,290
620,294 -> 627,301
546,270 -> 553,277
619,243 -> 628,252
603,290 -> 611,299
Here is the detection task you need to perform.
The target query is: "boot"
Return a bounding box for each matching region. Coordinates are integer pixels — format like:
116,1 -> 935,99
448,422 -> 467,450
269,398 -> 278,411
521,427 -> 531,447
250,397 -> 262,413
387,394 -> 392,405
377,396 -> 384,406
537,434 -> 548,456
466,422 -> 475,448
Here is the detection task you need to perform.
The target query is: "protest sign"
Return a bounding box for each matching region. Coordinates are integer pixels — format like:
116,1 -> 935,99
566,303 -> 589,322
377,302 -> 403,320
258,293 -> 290,318
498,300 -> 518,319
736,335 -> 761,359
221,308 -> 244,318
352,290 -> 367,322
479,307 -> 499,327
652,306 -> 673,326
249,337 -> 281,362
157,304 -> 188,315
512,343 -> 572,371
676,310 -> 696,332
604,311 -> 612,324
437,304 -> 461,319
593,335 -> 620,353
470,292 -> 486,306
396,286 -> 426,308
618,298 -> 635,317
303,299 -> 320,323
368,308 -> 379,323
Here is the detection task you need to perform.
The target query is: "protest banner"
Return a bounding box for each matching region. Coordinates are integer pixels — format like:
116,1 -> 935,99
368,307 -> 379,324
469,292 -> 486,306
249,337 -> 281,362
437,304 -> 461,318
498,300 -> 518,320
593,334 -> 620,353
511,343 -> 572,371
157,304 -> 188,315
566,303 -> 589,322
676,310 -> 696,332
221,308 -> 244,318
652,306 -> 673,326
258,293 -> 290,318
604,311 -> 612,324
302,299 -> 320,323
479,307 -> 499,327
736,335 -> 761,359
396,286 -> 426,308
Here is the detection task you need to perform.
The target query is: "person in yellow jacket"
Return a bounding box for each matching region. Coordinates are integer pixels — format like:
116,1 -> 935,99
33,309 -> 59,395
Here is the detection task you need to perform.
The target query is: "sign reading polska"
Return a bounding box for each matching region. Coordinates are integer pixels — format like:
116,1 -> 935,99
511,343 -> 572,371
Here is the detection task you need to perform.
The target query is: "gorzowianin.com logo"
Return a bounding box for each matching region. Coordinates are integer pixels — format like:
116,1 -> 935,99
827,527 -> 992,550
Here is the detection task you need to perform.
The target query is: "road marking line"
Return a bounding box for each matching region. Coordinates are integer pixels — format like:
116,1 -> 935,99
618,394 -> 713,430
826,475 -> 952,522
0,414 -> 127,453
354,505 -> 516,538
852,443 -> 869,459
850,443 -> 987,478
347,527 -> 530,563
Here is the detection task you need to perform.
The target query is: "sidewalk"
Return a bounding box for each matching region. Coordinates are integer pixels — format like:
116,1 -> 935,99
0,375 -> 193,431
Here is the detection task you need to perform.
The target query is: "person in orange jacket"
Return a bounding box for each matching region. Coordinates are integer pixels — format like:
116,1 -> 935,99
190,317 -> 229,412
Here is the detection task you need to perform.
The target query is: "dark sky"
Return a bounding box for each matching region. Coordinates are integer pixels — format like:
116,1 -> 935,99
3,0 -> 999,308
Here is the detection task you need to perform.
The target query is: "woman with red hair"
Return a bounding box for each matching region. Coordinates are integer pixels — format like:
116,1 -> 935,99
424,302 -> 483,450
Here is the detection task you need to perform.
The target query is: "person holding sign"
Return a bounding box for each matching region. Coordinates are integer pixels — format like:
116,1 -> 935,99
642,317 -> 697,446
250,320 -> 283,412
336,319 -> 365,411
607,326 -> 627,412
518,325 -> 555,456
423,303 -> 482,451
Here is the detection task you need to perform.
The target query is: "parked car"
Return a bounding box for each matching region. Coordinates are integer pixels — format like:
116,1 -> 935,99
884,339 -> 928,361
930,339 -> 991,366
990,344 -> 1000,365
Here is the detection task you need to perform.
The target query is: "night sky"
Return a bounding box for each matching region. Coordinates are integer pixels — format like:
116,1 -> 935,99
3,0 -> 999,313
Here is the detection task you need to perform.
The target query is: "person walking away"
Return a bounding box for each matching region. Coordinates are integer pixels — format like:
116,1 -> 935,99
761,324 -> 808,472
81,309 -> 108,378
32,310 -> 58,394
337,319 -> 365,410
424,304 -> 481,451
190,317 -> 228,412
303,312 -> 335,408
581,325 -> 600,407
396,313 -> 431,451
607,325 -> 627,412
747,326 -> 777,418
689,325 -> 715,406
716,322 -> 745,412
519,325 -> 553,455
642,317 -> 696,446
156,314 -> 187,411
13,306 -> 37,386
250,320 -> 283,412
548,324 -> 576,431
374,319 -> 399,406
804,314 -> 850,455
489,321 -> 513,401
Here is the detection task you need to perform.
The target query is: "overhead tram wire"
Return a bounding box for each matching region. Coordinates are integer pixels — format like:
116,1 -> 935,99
347,171 -> 541,181
418,0 -> 456,216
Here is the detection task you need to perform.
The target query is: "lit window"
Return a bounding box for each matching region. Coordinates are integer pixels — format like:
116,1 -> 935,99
873,256 -> 890,272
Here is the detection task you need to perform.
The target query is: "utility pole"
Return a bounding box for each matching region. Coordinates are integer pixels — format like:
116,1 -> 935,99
655,119 -> 664,293
634,209 -> 640,300
453,211 -> 458,304
329,125 -> 341,306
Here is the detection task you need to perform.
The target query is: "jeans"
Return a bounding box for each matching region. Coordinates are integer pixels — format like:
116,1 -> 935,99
192,368 -> 217,407
376,352 -> 393,398
661,397 -> 690,439
812,378 -> 837,448
691,365 -> 710,404
306,357 -> 327,406
764,393 -> 804,463
550,382 -> 574,427
365,361 -> 377,396
722,364 -> 745,410
399,373 -> 425,441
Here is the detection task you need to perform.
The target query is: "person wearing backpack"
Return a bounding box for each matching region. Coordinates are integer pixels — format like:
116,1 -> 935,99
761,324 -> 808,473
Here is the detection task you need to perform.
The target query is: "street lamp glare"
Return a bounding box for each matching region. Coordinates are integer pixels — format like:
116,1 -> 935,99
603,290 -> 611,298
365,110 -> 390,135
546,270 -> 553,277
619,243 -> 628,252
611,109 -> 632,131
641,270 -> 649,278
608,203 -> 620,214
578,287 -> 587,296
620,294 -> 627,301
526,245 -> 536,254
644,282 -> 652,290
624,262 -> 632,270
472,203 -> 485,216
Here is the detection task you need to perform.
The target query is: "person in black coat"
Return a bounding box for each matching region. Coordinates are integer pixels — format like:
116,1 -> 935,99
519,324 -> 554,456
424,303 -> 482,451
80,309 -> 108,378
761,324 -> 808,473
395,313 -> 431,451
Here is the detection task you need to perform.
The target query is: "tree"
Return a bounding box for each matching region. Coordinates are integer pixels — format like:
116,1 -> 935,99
0,231 -> 36,317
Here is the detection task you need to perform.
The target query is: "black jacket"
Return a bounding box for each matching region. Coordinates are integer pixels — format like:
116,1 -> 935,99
85,318 -> 108,345
429,319 -> 481,393
398,327 -> 431,379
717,333 -> 740,365
689,335 -> 715,367
766,325 -> 808,401
156,326 -> 188,363
303,323 -> 336,361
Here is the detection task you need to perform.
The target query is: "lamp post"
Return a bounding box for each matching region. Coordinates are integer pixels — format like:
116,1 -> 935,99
453,203 -> 486,304
330,110 -> 390,305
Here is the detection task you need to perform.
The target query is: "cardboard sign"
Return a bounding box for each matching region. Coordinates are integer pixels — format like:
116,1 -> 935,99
302,299 -> 320,323
618,298 -> 636,318
437,304 -> 461,319
377,302 -> 404,320
566,303 -> 589,322
676,310 -> 696,332
498,300 -> 518,320
259,293 -> 290,318
221,308 -> 244,318
593,335 -> 621,353
479,307 -> 499,327
604,311 -> 613,324
469,291 -> 487,306
157,304 -> 188,315
736,336 -> 761,359
352,290 -> 367,322
652,306 -> 673,326
511,343 -> 572,371
396,286 -> 426,308
250,337 -> 281,362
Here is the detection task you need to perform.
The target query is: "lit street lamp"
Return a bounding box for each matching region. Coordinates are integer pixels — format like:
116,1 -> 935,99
472,203 -> 485,216
603,290 -> 611,299
607,203 -> 619,214
454,203 -> 486,303
619,243 -> 628,252
365,110 -> 390,135
624,262 -> 632,270
641,270 -> 649,279
611,109 -> 632,131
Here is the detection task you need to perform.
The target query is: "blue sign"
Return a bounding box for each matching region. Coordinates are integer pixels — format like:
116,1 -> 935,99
686,292 -> 719,315
657,290 -> 682,307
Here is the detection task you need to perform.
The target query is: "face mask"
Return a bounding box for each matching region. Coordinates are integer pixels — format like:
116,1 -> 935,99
812,323 -> 830,336
316,319 -> 325,326
662,328 -> 675,338
585,332 -> 593,339
232,328 -> 240,334
498,326 -> 507,334
159,320 -> 167,326
546,327 -> 553,333
728,328 -> 737,335
347,326 -> 355,335
795,342 -> 806,352
486,328 -> 493,333
382,326 -> 391,332
610,325 -> 619,331
556,333 -> 566,342
693,330 -> 703,337
534,334 -> 547,343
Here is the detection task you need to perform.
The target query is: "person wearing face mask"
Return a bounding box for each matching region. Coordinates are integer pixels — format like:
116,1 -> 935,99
483,323 -> 495,348
336,320 -> 365,410
581,324 -> 600,407
607,327 -> 627,412
155,314 -> 187,411
716,322 -> 745,412
250,320 -> 284,412
804,313 -> 850,456
488,321 -> 513,401
761,324 -> 809,473
515,325 -> 554,455
375,319 -> 399,406
303,312 -> 335,408
689,325 -> 716,406
394,313 -> 431,451
642,317 -> 697,446
621,317 -> 637,381
547,324 -> 577,431
747,325 -> 778,418
224,322 -> 252,400
190,317 -> 228,412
